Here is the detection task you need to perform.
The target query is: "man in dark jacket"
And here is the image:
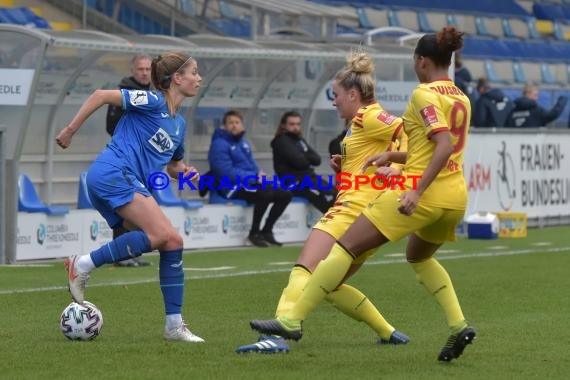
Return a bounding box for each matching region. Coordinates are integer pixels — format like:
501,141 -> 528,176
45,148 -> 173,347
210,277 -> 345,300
208,110 -> 292,247
472,77 -> 514,128
105,54 -> 152,136
105,54 -> 152,267
506,83 -> 568,128
271,111 -> 337,213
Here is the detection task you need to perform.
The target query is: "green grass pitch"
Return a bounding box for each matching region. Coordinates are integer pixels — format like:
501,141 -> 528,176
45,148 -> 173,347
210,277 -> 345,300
1,226 -> 569,379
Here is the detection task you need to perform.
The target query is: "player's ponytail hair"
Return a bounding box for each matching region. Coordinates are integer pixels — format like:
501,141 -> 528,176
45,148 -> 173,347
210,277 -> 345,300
415,26 -> 464,68
334,50 -> 376,104
151,52 -> 194,114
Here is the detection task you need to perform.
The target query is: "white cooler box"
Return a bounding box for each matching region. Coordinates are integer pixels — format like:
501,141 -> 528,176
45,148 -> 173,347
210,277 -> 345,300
465,212 -> 499,239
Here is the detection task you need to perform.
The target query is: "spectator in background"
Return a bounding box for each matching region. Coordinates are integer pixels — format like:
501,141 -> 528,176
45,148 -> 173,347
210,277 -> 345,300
454,52 -> 472,97
271,111 -> 337,213
328,119 -> 350,157
105,54 -> 152,267
106,54 -> 152,136
506,83 -> 568,128
472,77 -> 514,127
208,110 -> 292,248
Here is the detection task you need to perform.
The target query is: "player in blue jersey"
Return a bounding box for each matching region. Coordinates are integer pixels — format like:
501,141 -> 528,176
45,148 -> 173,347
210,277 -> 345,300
55,52 -> 204,343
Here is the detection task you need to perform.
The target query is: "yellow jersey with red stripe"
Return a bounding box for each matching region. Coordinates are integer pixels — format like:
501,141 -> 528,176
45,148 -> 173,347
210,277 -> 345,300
316,102 -> 404,238
401,79 -> 471,209
337,102 -> 404,206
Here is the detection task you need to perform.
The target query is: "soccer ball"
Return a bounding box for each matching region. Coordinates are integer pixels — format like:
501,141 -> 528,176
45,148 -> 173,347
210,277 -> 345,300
60,301 -> 104,341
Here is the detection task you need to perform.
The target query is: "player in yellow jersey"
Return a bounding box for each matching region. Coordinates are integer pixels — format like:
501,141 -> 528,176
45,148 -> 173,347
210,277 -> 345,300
250,26 -> 476,362
236,51 -> 409,354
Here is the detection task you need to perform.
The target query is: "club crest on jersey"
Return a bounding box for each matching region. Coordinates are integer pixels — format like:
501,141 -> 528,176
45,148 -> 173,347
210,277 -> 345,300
129,90 -> 148,106
377,110 -> 397,125
419,104 -> 438,127
149,128 -> 173,153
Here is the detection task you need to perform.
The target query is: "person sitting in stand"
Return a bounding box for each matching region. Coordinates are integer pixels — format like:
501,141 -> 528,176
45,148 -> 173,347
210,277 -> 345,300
271,111 -> 337,213
208,110 -> 293,247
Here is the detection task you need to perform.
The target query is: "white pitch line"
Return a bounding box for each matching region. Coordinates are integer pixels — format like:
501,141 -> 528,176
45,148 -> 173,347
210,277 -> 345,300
268,261 -> 296,266
487,246 -> 508,250
0,246 -> 568,295
531,242 -> 552,246
385,253 -> 405,257
184,266 -> 234,271
0,264 -> 53,268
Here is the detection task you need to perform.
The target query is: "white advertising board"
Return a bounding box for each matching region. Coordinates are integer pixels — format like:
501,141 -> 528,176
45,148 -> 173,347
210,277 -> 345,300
464,133 -> 570,218
0,69 -> 34,105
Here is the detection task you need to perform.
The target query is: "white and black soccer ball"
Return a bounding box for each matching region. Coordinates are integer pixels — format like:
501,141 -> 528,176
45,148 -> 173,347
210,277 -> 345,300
60,301 -> 103,341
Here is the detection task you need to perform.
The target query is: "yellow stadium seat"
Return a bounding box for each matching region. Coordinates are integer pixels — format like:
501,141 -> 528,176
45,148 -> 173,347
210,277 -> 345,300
50,21 -> 73,31
30,6 -> 44,16
535,19 -> 553,35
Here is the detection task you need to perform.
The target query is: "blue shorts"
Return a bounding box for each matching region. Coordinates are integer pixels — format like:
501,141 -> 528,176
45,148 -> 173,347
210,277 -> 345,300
86,161 -> 151,229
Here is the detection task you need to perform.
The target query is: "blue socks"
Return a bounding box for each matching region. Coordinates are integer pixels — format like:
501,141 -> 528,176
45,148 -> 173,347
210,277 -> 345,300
89,230 -> 151,267
159,249 -> 185,316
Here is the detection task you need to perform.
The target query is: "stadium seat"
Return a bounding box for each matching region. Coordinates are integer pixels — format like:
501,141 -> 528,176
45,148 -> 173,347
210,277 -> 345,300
417,11 -> 435,33
208,191 -> 249,206
355,7 -> 373,29
77,172 -> 94,209
387,9 -> 400,27
540,63 -> 564,86
0,7 -> 50,28
475,17 -> 493,37
153,185 -> 204,209
18,173 -> 69,215
485,60 -> 512,84
446,14 -> 458,27
180,0 -> 194,16
512,61 -> 527,83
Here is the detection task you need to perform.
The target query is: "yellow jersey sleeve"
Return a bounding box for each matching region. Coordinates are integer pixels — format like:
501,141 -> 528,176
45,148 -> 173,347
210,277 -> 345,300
410,87 -> 450,139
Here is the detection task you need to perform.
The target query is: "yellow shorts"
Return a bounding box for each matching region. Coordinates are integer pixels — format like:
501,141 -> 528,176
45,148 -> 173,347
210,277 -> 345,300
313,197 -> 379,264
362,190 -> 465,244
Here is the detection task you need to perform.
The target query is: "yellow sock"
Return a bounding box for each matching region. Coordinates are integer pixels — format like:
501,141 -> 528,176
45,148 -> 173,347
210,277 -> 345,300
411,258 -> 467,332
285,242 -> 354,321
326,284 -> 395,340
274,266 -> 311,318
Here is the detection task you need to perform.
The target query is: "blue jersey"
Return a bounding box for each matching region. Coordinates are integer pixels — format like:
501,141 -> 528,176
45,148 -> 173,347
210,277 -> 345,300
95,89 -> 186,184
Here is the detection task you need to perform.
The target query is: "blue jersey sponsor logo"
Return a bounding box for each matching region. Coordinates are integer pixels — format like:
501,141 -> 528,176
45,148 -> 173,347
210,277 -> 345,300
148,128 -> 173,153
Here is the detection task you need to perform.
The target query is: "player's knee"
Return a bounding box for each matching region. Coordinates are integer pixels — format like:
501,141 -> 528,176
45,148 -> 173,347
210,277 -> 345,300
148,227 -> 182,249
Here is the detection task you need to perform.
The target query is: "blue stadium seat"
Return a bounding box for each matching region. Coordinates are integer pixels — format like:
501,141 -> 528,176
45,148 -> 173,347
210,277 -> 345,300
475,16 -> 493,37
485,60 -> 511,84
540,63 -> 564,86
512,61 -> 527,83
526,18 -> 541,40
77,172 -> 94,209
387,9 -> 400,27
552,22 -> 566,41
417,11 -> 434,33
446,14 -> 458,27
0,7 -> 50,29
355,7 -> 373,29
153,185 -> 203,209
208,191 -> 249,206
219,0 -> 237,19
502,18 -> 517,39
18,173 -> 69,215
180,0 -> 194,16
